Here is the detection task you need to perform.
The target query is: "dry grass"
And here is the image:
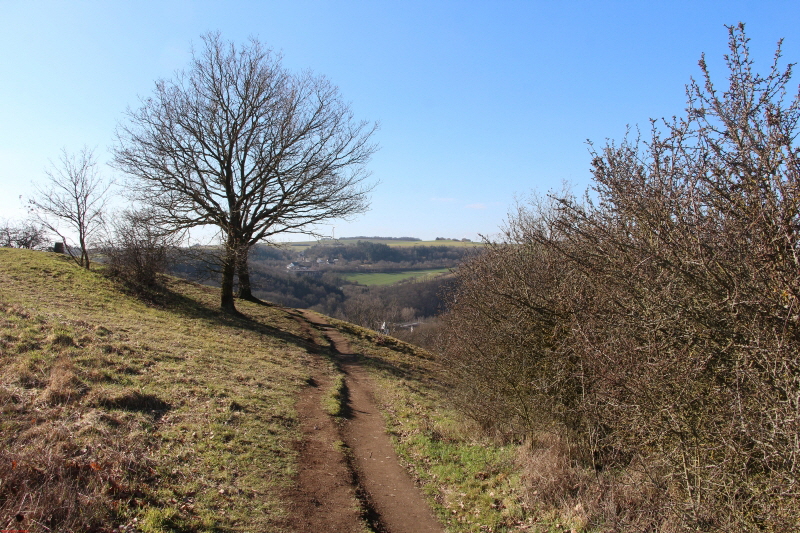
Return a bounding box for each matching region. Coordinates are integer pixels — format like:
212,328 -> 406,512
0,300 -> 157,532
514,434 -> 680,532
0,248 -> 339,532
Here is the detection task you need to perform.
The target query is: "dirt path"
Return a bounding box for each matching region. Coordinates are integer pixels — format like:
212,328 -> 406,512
292,310 -> 444,533
285,357 -> 365,532
282,310 -> 364,533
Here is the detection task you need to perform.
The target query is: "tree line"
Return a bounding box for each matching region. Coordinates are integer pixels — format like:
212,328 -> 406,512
303,240 -> 473,266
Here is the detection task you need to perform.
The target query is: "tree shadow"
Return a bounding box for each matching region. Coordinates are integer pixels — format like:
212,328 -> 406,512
90,389 -> 171,420
150,279 -> 322,355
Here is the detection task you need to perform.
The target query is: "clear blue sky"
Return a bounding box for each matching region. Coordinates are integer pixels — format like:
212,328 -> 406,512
2,1 -> 799,241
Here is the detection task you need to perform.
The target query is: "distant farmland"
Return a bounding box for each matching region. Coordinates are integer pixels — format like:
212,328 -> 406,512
339,268 -> 450,286
282,238 -> 483,253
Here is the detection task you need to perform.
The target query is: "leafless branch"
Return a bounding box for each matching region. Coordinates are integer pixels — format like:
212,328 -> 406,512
114,33 -> 378,311
29,147 -> 113,268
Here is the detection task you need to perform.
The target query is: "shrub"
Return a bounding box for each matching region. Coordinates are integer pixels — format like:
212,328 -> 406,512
0,219 -> 48,249
440,25 -> 800,530
104,209 -> 181,288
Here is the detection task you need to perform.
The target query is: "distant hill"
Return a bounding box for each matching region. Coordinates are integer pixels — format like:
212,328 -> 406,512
283,237 -> 483,252
339,235 -> 422,241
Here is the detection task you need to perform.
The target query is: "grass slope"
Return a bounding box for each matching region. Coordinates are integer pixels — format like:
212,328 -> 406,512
1,249 -> 567,533
0,249 -> 334,532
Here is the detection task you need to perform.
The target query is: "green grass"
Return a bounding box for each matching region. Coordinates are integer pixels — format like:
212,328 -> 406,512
322,374 -> 347,417
339,268 -> 450,286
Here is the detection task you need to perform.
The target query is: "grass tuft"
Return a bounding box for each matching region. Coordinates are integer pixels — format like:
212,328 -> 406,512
48,332 -> 75,347
40,356 -> 87,405
322,374 -> 347,417
88,387 -> 170,412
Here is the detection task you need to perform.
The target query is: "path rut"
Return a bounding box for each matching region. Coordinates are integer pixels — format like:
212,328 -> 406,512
293,310 -> 443,533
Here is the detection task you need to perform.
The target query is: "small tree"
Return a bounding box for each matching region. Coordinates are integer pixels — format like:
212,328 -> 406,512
114,33 -> 378,312
104,208 -> 182,288
29,147 -> 112,268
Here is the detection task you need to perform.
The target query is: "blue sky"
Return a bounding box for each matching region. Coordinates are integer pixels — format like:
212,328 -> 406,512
2,1 -> 799,242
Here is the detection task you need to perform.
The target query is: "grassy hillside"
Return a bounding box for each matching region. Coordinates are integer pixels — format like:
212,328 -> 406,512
0,248 -> 556,533
0,249 -> 332,531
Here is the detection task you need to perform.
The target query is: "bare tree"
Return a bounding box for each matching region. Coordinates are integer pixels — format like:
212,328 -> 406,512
441,24 -> 800,529
113,33 -> 378,312
29,147 -> 112,268
103,208 -> 183,288
0,219 -> 48,249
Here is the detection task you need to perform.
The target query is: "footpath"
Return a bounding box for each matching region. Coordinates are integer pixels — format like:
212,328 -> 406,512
288,309 -> 443,533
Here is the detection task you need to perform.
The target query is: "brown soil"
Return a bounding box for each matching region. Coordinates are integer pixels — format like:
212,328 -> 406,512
288,310 -> 444,533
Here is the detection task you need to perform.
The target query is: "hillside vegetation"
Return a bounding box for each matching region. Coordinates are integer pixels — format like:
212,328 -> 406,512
440,26 -> 800,531
1,248 -> 320,531
0,249 -> 547,533
283,238 -> 482,254
172,240 -> 469,341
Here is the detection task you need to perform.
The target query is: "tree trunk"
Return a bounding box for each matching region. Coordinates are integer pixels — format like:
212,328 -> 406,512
79,236 -> 90,269
236,260 -> 256,301
220,247 -> 237,312
235,244 -> 264,303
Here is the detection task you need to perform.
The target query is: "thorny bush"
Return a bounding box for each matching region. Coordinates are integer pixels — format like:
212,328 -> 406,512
440,24 -> 800,531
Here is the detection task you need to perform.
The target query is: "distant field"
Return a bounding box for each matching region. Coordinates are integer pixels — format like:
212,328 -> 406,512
340,268 -> 450,286
283,238 -> 483,252
378,239 -> 482,248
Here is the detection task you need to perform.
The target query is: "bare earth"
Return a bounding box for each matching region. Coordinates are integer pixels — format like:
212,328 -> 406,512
288,310 -> 444,533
